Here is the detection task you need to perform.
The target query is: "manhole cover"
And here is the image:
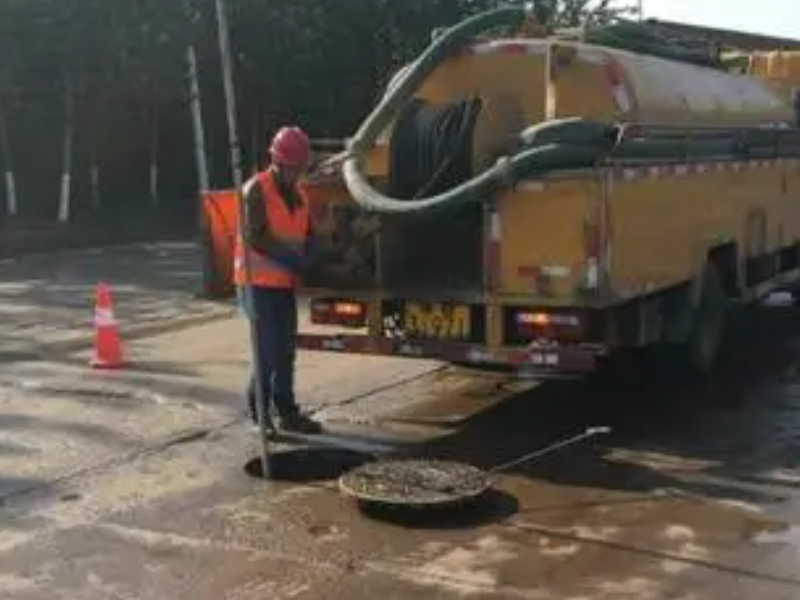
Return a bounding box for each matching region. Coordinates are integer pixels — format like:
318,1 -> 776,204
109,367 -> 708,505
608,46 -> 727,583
340,459 -> 490,506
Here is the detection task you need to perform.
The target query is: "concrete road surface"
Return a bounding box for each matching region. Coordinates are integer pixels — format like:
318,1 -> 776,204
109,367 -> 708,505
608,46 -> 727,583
0,241 -> 231,359
1,242 -> 800,599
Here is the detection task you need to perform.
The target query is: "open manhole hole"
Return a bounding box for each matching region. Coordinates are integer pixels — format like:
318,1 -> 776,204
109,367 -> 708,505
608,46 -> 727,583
244,449 -> 369,482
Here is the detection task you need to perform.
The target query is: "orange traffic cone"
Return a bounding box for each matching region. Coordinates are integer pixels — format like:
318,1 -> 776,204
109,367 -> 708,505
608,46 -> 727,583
91,282 -> 124,369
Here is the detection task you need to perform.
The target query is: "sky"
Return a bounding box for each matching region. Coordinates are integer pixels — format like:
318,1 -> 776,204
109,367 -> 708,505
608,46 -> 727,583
641,0 -> 800,40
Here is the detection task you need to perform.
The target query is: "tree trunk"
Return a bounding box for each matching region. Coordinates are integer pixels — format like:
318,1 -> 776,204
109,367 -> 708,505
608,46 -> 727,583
0,99 -> 18,217
58,82 -> 74,223
187,46 -> 210,195
251,109 -> 260,175
187,44 -> 218,298
89,105 -> 101,210
149,104 -> 160,208
90,163 -> 101,210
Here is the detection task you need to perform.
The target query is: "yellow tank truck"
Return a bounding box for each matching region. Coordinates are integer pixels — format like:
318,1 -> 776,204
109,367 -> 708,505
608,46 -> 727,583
749,50 -> 800,121
297,8 -> 800,376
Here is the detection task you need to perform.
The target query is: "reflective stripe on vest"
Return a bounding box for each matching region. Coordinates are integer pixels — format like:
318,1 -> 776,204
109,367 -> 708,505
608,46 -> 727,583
234,170 -> 310,289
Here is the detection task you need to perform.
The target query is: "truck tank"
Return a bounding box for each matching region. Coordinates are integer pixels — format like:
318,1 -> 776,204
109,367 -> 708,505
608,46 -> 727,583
750,50 -> 800,81
369,39 -> 795,178
749,50 -> 800,110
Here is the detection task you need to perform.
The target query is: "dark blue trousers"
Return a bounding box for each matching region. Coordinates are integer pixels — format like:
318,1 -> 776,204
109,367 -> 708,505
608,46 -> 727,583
242,287 -> 298,422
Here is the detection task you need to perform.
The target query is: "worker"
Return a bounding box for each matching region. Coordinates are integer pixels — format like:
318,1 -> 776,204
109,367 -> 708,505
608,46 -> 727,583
235,126 -> 322,435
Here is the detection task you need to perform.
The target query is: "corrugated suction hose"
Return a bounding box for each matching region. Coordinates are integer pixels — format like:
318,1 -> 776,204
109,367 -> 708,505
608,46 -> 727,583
343,7 -> 612,214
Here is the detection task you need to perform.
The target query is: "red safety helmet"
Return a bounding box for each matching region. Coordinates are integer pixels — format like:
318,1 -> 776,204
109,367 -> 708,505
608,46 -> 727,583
269,126 -> 311,168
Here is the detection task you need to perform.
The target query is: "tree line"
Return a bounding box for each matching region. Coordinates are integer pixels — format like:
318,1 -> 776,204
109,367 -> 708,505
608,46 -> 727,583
0,0 -> 630,227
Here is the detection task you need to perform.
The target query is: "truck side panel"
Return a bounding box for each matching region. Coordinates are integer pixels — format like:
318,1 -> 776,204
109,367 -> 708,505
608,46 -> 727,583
608,160 -> 800,300
497,179 -> 596,300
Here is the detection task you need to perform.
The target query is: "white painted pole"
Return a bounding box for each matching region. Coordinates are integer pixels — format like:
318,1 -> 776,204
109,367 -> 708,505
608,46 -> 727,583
58,83 -> 74,223
4,171 -> 16,216
187,44 -> 217,296
149,106 -> 160,208
58,172 -> 71,223
0,101 -> 18,217
216,0 -> 244,189
149,163 -> 159,207
90,164 -> 100,209
89,112 -> 100,209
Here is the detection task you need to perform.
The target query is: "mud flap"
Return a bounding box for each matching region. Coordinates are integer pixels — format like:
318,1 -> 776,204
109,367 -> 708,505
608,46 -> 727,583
660,283 -> 695,345
687,265 -> 729,374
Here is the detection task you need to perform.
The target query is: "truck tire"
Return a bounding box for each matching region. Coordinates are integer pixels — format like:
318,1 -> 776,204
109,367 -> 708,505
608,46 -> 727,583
686,265 -> 729,375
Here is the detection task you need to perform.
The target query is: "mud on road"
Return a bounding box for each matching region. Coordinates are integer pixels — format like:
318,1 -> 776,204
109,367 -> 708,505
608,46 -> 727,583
2,302 -> 800,599
326,301 -> 800,597
415,302 -> 800,512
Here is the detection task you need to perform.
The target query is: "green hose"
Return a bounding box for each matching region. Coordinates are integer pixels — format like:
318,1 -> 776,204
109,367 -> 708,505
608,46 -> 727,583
345,7 -> 536,214
343,8 -> 797,214
347,142 -> 602,214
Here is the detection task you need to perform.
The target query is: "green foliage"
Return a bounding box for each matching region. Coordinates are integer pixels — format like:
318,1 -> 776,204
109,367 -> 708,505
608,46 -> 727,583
0,0 -> 632,222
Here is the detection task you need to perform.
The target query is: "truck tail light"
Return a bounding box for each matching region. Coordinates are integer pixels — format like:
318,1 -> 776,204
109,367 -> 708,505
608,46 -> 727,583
334,302 -> 363,317
311,299 -> 366,327
517,312 -> 554,326
513,309 -> 585,341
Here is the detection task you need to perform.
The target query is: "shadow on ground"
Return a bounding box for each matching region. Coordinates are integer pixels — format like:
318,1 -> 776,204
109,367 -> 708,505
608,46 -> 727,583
397,305 -> 800,506
0,476 -> 48,500
244,448 -> 370,482
356,488 -> 520,529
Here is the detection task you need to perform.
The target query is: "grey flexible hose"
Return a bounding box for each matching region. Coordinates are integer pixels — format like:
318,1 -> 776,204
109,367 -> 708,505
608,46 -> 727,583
344,7 -> 800,214
344,7 -> 535,214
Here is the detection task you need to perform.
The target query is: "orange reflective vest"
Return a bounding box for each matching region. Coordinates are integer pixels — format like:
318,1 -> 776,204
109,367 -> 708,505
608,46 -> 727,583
234,170 -> 310,289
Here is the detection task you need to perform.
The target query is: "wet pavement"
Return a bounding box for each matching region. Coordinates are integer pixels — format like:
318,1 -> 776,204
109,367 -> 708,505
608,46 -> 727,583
2,251 -> 800,598
0,241 -> 231,358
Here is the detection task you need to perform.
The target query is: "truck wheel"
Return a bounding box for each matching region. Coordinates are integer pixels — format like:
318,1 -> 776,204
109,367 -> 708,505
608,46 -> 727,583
686,265 -> 729,375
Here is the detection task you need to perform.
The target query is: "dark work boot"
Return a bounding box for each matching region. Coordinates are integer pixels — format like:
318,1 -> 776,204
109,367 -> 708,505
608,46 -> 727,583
279,413 -> 323,435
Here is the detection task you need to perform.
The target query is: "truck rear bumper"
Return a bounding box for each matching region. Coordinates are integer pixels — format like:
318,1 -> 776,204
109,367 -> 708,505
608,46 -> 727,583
296,333 -> 601,375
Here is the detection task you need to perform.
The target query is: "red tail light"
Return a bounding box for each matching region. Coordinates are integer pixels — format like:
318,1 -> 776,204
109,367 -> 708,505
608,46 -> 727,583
334,302 -> 363,317
513,309 -> 584,342
311,299 -> 366,327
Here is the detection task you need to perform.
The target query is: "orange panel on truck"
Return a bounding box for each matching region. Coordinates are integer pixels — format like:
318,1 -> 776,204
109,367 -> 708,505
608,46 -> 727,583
202,190 -> 238,292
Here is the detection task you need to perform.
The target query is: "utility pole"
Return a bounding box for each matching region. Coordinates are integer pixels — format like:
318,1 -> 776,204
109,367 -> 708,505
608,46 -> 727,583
215,0 -> 272,479
187,44 -> 216,298
638,0 -> 644,22
216,0 -> 243,189
187,45 -> 210,193
0,100 -> 17,217
58,77 -> 74,223
183,0 -> 218,297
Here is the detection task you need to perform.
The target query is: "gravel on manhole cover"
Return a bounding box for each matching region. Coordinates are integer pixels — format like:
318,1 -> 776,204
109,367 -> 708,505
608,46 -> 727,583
340,459 -> 489,505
